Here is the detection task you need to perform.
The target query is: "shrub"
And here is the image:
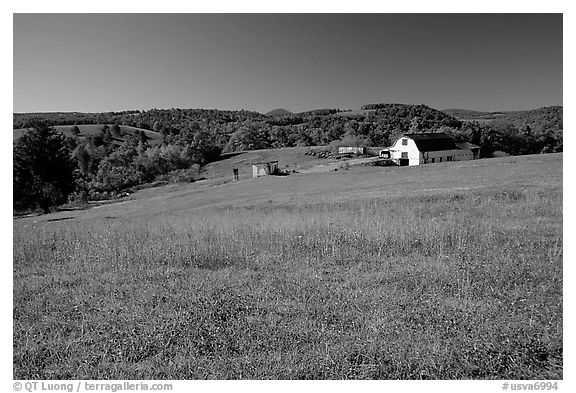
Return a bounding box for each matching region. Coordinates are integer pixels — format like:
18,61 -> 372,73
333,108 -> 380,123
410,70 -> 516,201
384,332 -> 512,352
492,150 -> 510,158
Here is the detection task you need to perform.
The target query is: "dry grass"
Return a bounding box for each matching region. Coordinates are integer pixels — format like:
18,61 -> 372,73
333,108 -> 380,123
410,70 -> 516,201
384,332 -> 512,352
13,154 -> 562,379
200,146 -> 337,181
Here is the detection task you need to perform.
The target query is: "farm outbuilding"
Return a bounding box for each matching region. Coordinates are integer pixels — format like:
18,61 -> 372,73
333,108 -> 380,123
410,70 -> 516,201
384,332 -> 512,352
252,161 -> 279,178
338,146 -> 366,155
455,141 -> 481,160
379,149 -> 391,159
389,133 -> 480,166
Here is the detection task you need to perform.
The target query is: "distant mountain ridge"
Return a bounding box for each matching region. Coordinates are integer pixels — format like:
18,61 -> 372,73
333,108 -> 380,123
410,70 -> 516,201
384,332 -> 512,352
442,109 -> 492,116
265,108 -> 292,116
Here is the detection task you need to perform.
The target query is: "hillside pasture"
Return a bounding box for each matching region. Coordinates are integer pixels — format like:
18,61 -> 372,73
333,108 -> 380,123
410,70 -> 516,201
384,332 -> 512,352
335,109 -> 377,118
13,124 -> 162,146
200,146 -> 342,182
13,154 -> 562,379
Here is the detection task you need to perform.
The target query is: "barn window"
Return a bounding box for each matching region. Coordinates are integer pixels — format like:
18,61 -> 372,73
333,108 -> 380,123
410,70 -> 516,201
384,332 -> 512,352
401,152 -> 408,159
402,138 -> 408,145
431,158 -> 435,163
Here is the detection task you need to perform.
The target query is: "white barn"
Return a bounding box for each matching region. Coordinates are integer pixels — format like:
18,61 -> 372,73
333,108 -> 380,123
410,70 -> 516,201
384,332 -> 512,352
389,133 -> 480,166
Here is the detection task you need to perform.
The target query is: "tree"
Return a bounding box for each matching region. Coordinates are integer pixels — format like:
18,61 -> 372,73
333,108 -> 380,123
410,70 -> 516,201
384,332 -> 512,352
223,122 -> 270,153
112,124 -> 122,137
101,125 -> 114,143
72,144 -> 91,173
186,127 -> 221,164
14,122 -> 76,213
94,142 -> 141,192
409,116 -> 423,133
125,130 -> 149,148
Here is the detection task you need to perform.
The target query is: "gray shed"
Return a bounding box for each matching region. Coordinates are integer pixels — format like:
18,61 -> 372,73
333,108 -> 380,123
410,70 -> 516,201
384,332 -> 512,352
252,161 -> 279,178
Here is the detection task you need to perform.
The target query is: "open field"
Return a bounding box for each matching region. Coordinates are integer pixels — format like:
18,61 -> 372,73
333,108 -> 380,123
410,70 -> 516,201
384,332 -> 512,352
13,124 -> 162,146
13,153 -> 562,379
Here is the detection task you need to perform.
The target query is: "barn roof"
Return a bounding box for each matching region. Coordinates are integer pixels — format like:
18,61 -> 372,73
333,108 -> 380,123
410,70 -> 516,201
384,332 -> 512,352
253,160 -> 279,165
455,141 -> 481,150
404,132 -> 458,152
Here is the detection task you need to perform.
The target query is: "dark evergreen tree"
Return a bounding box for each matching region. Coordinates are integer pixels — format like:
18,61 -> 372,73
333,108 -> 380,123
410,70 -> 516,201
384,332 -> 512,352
13,122 -> 76,213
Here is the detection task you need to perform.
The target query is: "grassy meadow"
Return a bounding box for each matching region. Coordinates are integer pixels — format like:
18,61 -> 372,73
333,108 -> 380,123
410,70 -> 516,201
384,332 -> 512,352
13,124 -> 163,146
13,154 -> 562,379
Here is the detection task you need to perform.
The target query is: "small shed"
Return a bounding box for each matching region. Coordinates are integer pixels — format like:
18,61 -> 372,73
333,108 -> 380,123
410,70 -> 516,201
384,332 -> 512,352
338,146 -> 366,155
252,161 -> 279,178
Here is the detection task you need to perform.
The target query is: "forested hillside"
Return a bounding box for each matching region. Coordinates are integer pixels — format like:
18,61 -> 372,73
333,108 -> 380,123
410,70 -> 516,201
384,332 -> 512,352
12,104 -> 466,155
443,106 -> 563,156
13,104 -> 562,213
443,106 -> 562,129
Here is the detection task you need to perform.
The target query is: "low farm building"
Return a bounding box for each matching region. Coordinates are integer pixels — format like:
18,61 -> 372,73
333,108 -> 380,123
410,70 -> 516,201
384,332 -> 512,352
252,161 -> 279,178
338,146 -> 366,155
389,133 -> 480,166
379,149 -> 391,159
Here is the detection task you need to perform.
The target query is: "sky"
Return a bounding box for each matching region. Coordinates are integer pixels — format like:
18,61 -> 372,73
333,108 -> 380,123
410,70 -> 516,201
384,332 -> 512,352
13,13 -> 563,113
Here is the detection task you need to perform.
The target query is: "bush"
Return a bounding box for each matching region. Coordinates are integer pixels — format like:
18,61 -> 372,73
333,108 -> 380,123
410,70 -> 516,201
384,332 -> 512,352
492,150 -> 510,158
166,165 -> 201,183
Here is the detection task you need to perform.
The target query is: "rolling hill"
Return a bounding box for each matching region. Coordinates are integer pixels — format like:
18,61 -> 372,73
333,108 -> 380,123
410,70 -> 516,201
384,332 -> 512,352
13,124 -> 163,146
21,152 -> 561,223
442,106 -> 563,127
265,108 -> 292,116
13,152 -> 562,379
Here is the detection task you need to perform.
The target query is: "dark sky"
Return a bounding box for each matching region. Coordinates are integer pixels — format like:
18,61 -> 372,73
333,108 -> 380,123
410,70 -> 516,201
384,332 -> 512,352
13,14 -> 563,113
